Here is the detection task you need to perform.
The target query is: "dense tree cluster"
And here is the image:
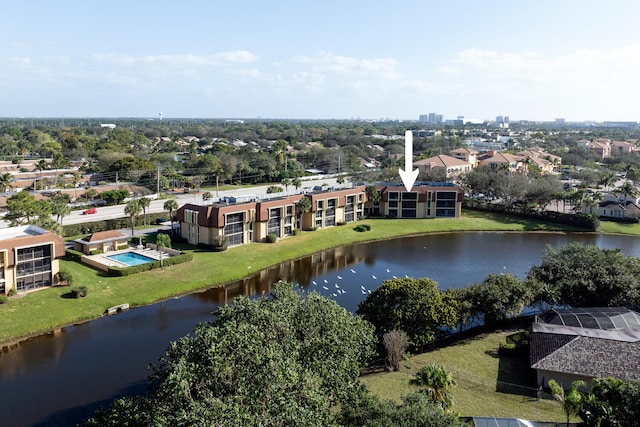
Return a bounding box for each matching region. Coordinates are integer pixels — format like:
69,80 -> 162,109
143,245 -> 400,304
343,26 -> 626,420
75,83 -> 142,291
82,282 -> 467,426
528,242 -> 640,308
357,278 -> 458,350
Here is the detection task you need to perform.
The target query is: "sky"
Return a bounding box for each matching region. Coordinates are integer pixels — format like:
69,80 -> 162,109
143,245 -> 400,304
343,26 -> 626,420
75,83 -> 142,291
3,0 -> 640,122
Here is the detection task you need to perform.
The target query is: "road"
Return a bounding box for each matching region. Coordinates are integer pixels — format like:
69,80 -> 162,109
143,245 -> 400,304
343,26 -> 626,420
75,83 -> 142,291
60,176 -> 341,226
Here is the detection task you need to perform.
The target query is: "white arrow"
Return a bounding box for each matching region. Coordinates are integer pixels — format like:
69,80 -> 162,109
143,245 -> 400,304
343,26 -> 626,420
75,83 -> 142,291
399,130 -> 419,192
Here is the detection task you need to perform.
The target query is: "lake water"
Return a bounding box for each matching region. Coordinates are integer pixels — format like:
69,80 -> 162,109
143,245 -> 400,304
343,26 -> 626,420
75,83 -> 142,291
1,232 -> 639,426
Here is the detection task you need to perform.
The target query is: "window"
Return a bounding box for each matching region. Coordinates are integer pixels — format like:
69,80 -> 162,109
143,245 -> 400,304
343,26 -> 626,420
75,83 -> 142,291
399,192 -> 417,218
345,196 -> 355,222
325,198 -> 336,227
184,209 -> 199,224
15,244 -> 54,292
224,212 -> 244,246
435,191 -> 457,217
284,205 -> 294,236
268,208 -> 282,237
388,191 -> 399,200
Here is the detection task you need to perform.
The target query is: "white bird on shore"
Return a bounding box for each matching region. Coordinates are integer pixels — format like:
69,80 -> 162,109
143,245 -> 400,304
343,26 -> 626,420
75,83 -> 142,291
372,275 -> 377,279
361,285 -> 366,290
322,286 -> 329,290
323,279 -> 328,283
351,269 -> 356,273
312,280 -> 317,286
386,268 -> 390,273
335,283 -> 340,288
337,275 -> 343,280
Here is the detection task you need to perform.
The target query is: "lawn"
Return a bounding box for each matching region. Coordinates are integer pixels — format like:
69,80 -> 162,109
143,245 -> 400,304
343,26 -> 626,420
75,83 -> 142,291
359,329 -> 568,422
0,210 -> 629,345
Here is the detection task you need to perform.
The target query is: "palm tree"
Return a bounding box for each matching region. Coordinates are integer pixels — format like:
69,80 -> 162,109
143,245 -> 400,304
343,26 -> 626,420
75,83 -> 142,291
138,197 -> 151,228
619,180 -> 637,203
295,196 -> 312,231
549,379 -> 585,427
292,177 -> 302,190
35,159 -> 48,191
0,172 -> 13,193
124,199 -> 142,237
411,363 -> 457,411
599,172 -> 616,192
155,233 -> 171,271
164,199 -> 179,234
49,191 -> 71,226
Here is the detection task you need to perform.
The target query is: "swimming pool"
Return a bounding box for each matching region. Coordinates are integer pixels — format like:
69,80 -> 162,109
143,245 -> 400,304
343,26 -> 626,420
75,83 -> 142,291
106,251 -> 156,267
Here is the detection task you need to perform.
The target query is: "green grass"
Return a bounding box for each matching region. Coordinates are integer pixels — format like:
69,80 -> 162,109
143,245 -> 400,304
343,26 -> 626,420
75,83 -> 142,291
597,219 -> 640,235
360,330 -> 567,422
0,210 -> 635,345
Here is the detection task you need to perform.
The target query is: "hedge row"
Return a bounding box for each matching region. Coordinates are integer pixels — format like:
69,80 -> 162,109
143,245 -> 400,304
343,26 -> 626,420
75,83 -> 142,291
62,212 -> 172,237
106,252 -> 193,277
64,248 -> 84,262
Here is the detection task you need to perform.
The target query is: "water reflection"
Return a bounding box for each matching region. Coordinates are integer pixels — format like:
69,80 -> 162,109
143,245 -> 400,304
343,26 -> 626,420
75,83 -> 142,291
2,232 -> 640,427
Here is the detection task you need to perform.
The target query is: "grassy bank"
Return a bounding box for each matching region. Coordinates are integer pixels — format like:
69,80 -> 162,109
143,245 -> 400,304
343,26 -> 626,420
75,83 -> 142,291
360,329 -> 567,422
0,210 -> 633,345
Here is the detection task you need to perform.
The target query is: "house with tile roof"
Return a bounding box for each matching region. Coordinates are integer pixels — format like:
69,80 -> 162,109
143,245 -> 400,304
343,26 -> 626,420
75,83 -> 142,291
577,138 -> 612,159
476,151 -> 528,174
580,190 -> 640,220
413,154 -> 472,179
517,147 -> 561,175
530,307 -> 640,390
611,140 -> 637,156
449,147 -> 478,168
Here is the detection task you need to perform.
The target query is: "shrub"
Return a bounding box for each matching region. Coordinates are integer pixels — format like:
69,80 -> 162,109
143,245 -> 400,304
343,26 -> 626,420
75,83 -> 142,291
305,227 -> 318,232
89,248 -> 102,255
292,228 -> 300,236
65,248 -> 84,262
0,295 -> 8,304
71,286 -> 88,298
55,270 -> 74,286
8,288 -> 17,297
336,221 -> 346,226
265,234 -> 277,243
353,224 -> 371,232
212,235 -> 228,252
107,253 -> 193,277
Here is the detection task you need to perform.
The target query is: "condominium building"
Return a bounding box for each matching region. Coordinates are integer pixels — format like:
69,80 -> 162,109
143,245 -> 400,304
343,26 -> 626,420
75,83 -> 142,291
0,225 -> 65,295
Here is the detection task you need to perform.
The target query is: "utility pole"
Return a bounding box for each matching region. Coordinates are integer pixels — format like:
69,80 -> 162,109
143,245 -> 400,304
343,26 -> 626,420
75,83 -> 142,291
157,168 -> 160,195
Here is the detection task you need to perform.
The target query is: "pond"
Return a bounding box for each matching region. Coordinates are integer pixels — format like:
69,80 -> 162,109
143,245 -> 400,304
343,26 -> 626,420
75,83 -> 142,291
1,232 -> 639,427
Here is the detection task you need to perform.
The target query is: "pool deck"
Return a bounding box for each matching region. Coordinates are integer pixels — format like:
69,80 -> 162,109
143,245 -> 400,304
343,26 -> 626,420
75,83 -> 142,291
83,246 -> 174,270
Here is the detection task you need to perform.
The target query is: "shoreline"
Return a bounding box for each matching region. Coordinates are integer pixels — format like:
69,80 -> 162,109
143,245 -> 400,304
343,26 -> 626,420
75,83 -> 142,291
1,212 -> 638,347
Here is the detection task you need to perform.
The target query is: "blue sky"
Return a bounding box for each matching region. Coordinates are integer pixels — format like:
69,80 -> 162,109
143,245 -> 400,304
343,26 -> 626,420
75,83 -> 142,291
3,0 -> 640,121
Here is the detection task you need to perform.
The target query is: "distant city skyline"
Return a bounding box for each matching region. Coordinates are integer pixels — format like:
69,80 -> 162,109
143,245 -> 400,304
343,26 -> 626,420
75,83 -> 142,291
3,1 -> 640,122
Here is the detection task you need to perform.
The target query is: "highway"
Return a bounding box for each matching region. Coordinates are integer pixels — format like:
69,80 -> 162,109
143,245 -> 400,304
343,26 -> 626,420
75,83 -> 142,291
60,176 -> 341,226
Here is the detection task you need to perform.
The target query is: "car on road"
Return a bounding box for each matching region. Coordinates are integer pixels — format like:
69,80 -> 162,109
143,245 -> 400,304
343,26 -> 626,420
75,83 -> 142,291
82,208 -> 97,215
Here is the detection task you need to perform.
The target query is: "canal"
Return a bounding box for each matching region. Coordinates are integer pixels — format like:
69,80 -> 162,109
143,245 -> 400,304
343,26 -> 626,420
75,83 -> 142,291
1,232 -> 639,426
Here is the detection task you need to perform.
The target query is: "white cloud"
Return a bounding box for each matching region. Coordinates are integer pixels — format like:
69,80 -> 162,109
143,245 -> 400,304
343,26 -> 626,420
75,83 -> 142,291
436,45 -> 640,119
294,51 -> 399,80
90,50 -> 259,67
